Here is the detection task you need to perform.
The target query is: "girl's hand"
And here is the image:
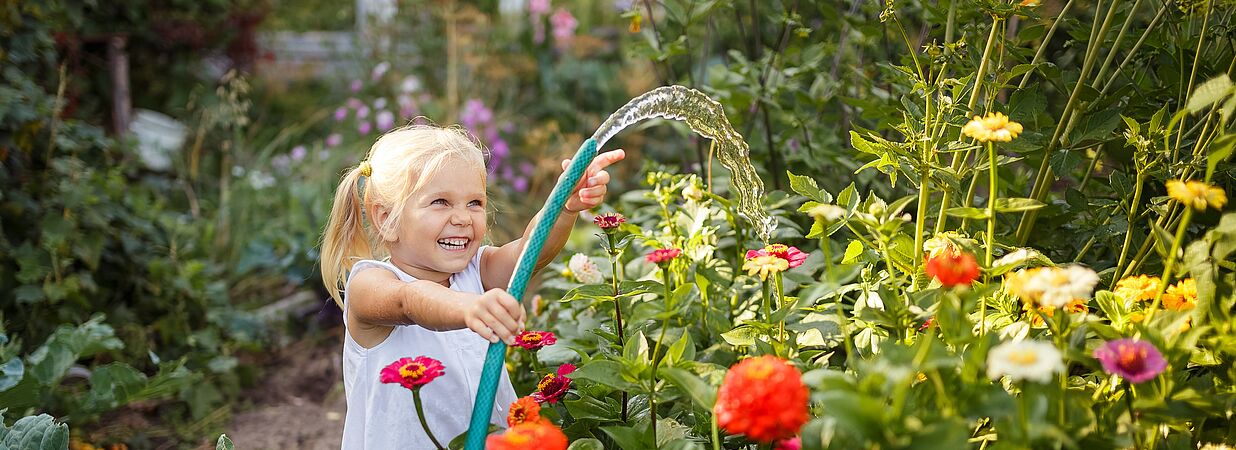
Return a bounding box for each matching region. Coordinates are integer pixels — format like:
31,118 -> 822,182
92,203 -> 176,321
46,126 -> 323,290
463,288 -> 527,345
561,149 -> 626,213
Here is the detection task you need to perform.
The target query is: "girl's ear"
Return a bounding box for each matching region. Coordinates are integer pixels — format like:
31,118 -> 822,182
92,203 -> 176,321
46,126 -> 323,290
369,203 -> 398,243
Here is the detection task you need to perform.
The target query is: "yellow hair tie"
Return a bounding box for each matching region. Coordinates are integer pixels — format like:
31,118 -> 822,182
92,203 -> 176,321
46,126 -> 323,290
359,160 -> 373,177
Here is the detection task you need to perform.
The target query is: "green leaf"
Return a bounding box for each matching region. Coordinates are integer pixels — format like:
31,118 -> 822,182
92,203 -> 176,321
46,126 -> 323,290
561,281 -> 661,304
659,367 -> 717,410
994,197 -> 1046,213
0,414 -> 69,450
0,358 -> 23,393
1207,134 -> 1236,181
572,360 -> 639,390
601,424 -> 650,450
216,434 -> 234,450
623,330 -> 649,364
80,363 -> 147,414
567,438 -> 605,450
787,171 -> 830,203
842,240 -> 864,264
663,332 -> 694,367
564,397 -> 620,421
1186,74 -> 1233,114
849,131 -> 880,155
720,324 -> 760,346
26,316 -> 122,387
944,207 -> 990,219
1068,109 -> 1121,145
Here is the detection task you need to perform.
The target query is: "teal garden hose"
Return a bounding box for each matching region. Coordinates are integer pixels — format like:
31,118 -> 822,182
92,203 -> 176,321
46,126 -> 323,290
464,138 -> 599,450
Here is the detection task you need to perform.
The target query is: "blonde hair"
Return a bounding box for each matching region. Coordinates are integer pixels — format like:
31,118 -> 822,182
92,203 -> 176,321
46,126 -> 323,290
320,123 -> 489,305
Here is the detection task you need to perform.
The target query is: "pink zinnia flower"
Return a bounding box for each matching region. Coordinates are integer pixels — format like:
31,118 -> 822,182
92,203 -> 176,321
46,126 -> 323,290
549,8 -> 577,48
333,106 -> 348,122
746,244 -> 809,268
593,212 -> 626,230
531,363 -> 576,404
379,356 -> 445,391
514,330 -> 557,350
1094,339 -> 1168,384
325,133 -> 343,147
645,248 -> 682,265
776,437 -> 802,450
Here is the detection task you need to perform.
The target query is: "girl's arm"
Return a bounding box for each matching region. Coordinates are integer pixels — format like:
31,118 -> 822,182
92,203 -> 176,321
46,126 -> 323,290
347,267 -> 526,347
481,149 -> 626,291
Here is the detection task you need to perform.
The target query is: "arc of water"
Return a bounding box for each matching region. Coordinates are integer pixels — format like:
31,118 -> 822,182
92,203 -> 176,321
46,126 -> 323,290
465,85 -> 768,449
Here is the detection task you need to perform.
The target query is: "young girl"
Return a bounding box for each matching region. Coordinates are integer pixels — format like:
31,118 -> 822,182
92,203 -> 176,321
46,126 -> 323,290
320,124 -> 624,448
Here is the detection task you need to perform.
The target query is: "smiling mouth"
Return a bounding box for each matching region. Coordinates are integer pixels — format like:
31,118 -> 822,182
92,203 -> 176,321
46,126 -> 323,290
437,238 -> 470,251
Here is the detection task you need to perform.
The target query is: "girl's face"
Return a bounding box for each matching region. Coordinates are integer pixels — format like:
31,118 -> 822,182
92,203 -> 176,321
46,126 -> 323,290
382,160 -> 487,285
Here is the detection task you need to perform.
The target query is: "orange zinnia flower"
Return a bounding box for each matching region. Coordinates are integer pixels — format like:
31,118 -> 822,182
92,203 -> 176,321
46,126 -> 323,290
713,356 -> 809,443
1163,278 -> 1197,311
485,421 -> 567,450
507,396 -> 542,427
924,250 -> 981,287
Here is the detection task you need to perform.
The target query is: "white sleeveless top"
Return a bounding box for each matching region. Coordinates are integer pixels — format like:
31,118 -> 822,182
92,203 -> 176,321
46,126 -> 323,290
341,246 -> 518,449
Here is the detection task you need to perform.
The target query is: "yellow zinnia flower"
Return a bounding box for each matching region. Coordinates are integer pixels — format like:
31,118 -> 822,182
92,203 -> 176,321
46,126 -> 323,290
1162,278 -> 1197,311
1113,275 -> 1161,303
1166,180 -> 1227,211
961,112 -> 1023,143
743,255 -> 789,281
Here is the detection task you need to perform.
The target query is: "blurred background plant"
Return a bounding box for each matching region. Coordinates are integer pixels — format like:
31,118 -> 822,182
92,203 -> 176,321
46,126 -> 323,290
2,0 -> 1234,447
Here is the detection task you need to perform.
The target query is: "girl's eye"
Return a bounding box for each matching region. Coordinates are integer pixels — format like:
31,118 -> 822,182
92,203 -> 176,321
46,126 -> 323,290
469,200 -> 483,207
432,199 -> 448,206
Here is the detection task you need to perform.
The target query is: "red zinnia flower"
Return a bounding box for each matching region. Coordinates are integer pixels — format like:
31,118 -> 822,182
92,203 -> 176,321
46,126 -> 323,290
379,356 -> 445,391
645,248 -> 682,265
514,330 -> 557,351
485,421 -> 567,450
714,356 -> 809,443
506,396 -> 543,427
593,212 -> 626,230
1094,339 -> 1168,384
924,250 -> 980,287
531,363 -> 576,404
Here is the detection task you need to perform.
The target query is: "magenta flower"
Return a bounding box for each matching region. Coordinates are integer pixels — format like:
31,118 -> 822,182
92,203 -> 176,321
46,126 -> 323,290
376,110 -> 395,130
325,133 -> 343,147
358,121 -> 372,135
1094,339 -> 1168,384
645,248 -> 682,265
514,330 -> 557,350
290,145 -> 307,161
350,79 -> 363,92
357,105 -> 370,120
532,363 -> 576,404
334,107 -> 348,122
379,356 -> 446,391
746,244 -> 809,268
775,437 -> 802,450
550,8 -> 578,49
593,212 -> 626,230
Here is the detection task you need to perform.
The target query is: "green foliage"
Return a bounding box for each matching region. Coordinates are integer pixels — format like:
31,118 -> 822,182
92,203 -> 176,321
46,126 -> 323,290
0,412 -> 69,450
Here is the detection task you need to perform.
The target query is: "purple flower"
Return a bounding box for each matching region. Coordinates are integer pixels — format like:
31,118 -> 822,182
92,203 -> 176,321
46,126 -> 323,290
1094,339 -> 1168,384
347,97 -> 363,109
271,154 -> 291,174
520,161 -> 534,176
400,76 -> 421,93
513,176 -> 528,193
492,140 -> 510,158
371,61 -> 390,80
326,133 -> 343,147
350,79 -> 363,92
460,99 -> 493,129
334,107 -> 348,122
318,150 -> 331,161
357,105 -> 371,120
373,97 -> 388,110
291,145 -> 307,161
358,121 -> 372,135
376,110 -> 395,131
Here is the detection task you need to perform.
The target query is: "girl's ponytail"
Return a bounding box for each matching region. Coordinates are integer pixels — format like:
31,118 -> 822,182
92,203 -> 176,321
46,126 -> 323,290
320,164 -> 373,306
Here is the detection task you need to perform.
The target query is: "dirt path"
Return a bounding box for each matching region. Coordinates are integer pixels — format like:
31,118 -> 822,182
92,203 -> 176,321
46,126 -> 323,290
224,326 -> 346,450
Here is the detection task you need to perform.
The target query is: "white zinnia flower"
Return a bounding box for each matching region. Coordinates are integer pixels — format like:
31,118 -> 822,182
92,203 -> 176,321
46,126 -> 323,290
986,340 -> 1064,383
1027,266 -> 1099,309
568,253 -> 603,284
993,248 -> 1041,268
808,204 -> 846,223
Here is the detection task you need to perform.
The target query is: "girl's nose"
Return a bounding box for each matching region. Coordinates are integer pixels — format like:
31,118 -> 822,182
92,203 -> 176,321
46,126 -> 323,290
450,209 -> 471,226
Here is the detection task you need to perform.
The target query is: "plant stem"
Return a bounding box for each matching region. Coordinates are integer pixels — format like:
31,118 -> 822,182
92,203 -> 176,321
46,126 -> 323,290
1144,208 -> 1194,322
1017,0 -> 1076,89
1016,0 -> 1124,244
648,265 -> 675,447
608,237 -> 629,422
985,142 -> 999,272
1112,172 -> 1146,287
913,164 -> 932,284
775,271 -> 786,342
1123,382 -> 1144,450
413,389 -> 447,450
